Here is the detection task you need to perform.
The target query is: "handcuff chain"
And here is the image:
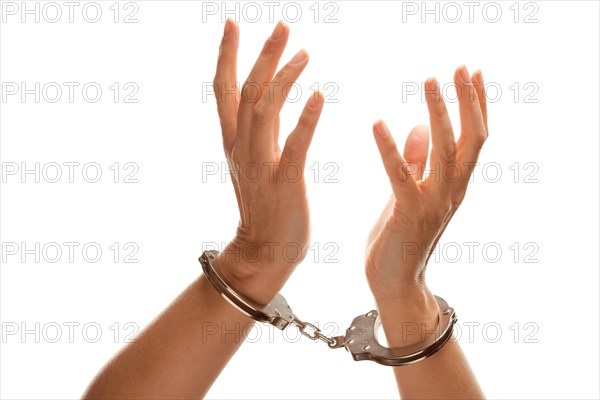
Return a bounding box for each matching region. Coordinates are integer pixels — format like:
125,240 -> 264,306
200,250 -> 456,365
290,316 -> 346,349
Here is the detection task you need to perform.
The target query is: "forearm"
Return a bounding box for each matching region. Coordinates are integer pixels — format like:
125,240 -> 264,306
82,272 -> 262,399
390,338 -> 483,399
376,288 -> 484,400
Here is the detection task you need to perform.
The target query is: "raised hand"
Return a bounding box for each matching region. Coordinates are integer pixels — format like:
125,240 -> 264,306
365,66 -> 488,345
212,19 -> 324,305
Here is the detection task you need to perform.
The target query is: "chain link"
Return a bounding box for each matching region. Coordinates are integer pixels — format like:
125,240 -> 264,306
291,316 -> 345,349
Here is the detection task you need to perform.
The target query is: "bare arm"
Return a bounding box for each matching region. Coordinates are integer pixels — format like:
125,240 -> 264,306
83,272 -> 260,399
366,66 -> 488,399
83,19 -> 325,399
377,291 -> 484,399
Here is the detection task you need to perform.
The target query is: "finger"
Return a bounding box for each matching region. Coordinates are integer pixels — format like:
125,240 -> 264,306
372,120 -> 418,202
251,49 -> 309,155
455,65 -> 487,158
454,66 -> 487,190
213,18 -> 240,153
237,21 -> 289,143
279,92 -> 324,178
424,77 -> 456,190
471,69 -> 488,136
403,125 -> 430,182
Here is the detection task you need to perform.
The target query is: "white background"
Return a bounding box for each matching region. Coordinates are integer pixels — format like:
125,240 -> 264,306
1,1 -> 599,399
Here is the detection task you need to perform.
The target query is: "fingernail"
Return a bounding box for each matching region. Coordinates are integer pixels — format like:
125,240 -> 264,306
223,18 -> 233,38
459,65 -> 471,83
411,125 -> 429,140
308,92 -> 321,109
289,48 -> 308,65
475,69 -> 484,83
270,21 -> 286,40
375,120 -> 389,138
425,77 -> 437,92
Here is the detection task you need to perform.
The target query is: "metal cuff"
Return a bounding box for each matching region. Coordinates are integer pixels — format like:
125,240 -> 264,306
199,250 -> 457,366
199,250 -> 295,330
342,297 -> 457,366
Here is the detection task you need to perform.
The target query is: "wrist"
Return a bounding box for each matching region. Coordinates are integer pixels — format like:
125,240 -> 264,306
374,285 -> 441,348
365,254 -> 428,305
210,241 -> 295,306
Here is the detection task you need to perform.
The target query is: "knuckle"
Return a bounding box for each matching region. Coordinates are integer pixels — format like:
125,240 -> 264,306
482,127 -> 489,140
443,141 -> 457,162
275,68 -> 289,83
470,129 -> 487,150
284,135 -> 304,157
390,160 -> 410,183
241,81 -> 261,102
241,80 -> 260,102
260,42 -> 275,59
213,81 -> 229,105
297,114 -> 313,129
476,132 -> 487,149
252,102 -> 268,125
212,80 -> 221,96
434,102 -> 450,118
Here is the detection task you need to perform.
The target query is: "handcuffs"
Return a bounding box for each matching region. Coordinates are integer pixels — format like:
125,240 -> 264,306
200,250 -> 457,366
